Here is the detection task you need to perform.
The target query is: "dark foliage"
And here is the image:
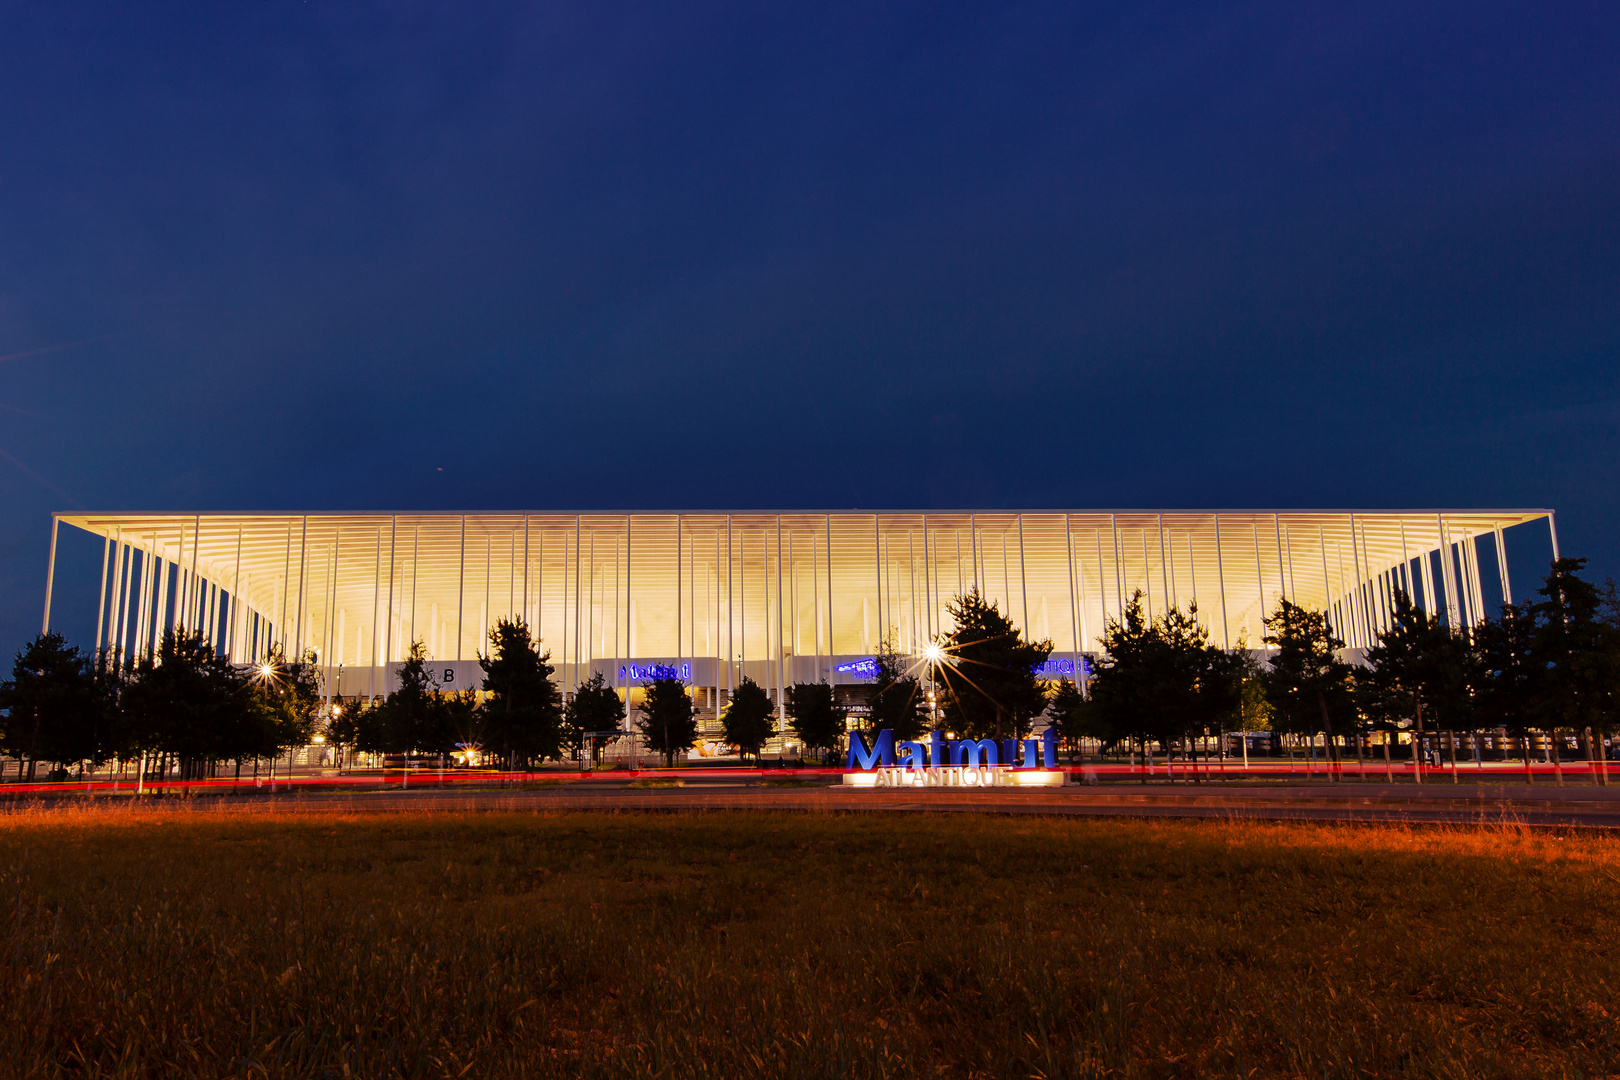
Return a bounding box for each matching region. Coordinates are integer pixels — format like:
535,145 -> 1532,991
564,672 -> 625,762
1085,592 -> 1243,753
720,676 -> 776,763
0,632 -> 112,777
865,643 -> 928,741
478,618 -> 564,766
936,591 -> 1052,740
1261,600 -> 1358,763
638,677 -> 698,767
783,681 -> 849,760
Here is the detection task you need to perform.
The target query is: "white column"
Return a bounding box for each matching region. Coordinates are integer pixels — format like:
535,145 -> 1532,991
369,528 -> 381,701
1111,514 -> 1123,620
229,524 -> 243,661
191,516 -> 205,633
1494,524 -> 1513,605
1437,514 -> 1461,630
1065,514 -> 1080,678
1018,514 -> 1031,632
383,516 -> 397,672
1274,514 -> 1287,604
676,515 -> 683,661
874,515 -> 883,646
94,534 -> 110,656
776,515 -> 785,716
825,515 -> 834,662
116,541 -> 132,665
1214,514 -> 1229,650
1157,514 -> 1169,617
1549,512 -> 1560,561
726,516 -> 734,697
41,515 -> 60,635
457,515 -> 467,663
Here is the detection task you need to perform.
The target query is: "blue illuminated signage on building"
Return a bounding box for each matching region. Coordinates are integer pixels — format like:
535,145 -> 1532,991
1034,657 -> 1092,678
619,662 -> 693,682
834,656 -> 1089,681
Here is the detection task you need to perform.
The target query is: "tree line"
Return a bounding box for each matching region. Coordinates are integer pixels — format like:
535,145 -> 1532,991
7,559 -> 1615,780
0,629 -> 321,781
1046,557 -> 1620,780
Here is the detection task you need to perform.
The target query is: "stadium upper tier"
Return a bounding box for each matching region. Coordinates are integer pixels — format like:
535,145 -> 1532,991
48,510 -> 1554,697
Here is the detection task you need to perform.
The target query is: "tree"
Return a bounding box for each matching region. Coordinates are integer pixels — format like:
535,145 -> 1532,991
937,591 -> 1053,740
784,682 -> 849,762
0,632 -> 109,779
1085,593 -> 1242,772
251,648 -> 324,755
118,629 -> 260,779
1261,600 -> 1357,778
565,672 -> 625,763
1475,600 -> 1540,780
721,676 -> 776,763
638,676 -> 698,767
1083,591 -> 1160,754
1360,591 -> 1478,780
1528,558 -> 1620,765
1044,678 -> 1114,760
865,643 -> 929,741
361,641 -> 454,755
478,618 -> 564,767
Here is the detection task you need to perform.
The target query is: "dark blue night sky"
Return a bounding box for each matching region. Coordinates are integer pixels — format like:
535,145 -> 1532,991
2,1 -> 1617,652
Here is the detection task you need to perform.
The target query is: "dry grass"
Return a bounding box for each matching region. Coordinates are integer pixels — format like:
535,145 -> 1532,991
1,805 -> 1617,1079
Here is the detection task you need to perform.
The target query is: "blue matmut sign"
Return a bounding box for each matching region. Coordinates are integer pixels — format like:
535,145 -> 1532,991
845,727 -> 1058,770
620,662 -> 692,681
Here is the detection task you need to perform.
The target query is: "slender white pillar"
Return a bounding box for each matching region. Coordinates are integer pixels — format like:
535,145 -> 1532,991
1065,514 -> 1080,679
1252,523 -> 1264,639
457,516 -> 467,664
676,516 -> 683,661
1549,512 -> 1560,561
94,535 -> 110,655
1437,514 -> 1461,630
825,515 -> 834,662
1274,514 -> 1286,603
116,541 -> 133,665
1157,514 -> 1169,617
1494,524 -> 1512,605
1018,514 -> 1031,632
1214,514 -> 1229,650
229,525 -> 243,660
369,528 -> 381,701
383,516 -> 397,673
776,515 -> 784,717
41,515 -> 60,634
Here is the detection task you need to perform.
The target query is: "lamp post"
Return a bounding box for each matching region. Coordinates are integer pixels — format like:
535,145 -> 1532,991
923,643 -> 944,730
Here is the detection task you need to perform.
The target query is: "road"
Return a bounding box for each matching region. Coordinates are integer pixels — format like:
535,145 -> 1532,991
11,778 -> 1620,829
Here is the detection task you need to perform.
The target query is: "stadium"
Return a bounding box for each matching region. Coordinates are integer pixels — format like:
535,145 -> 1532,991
41,510 -> 1558,755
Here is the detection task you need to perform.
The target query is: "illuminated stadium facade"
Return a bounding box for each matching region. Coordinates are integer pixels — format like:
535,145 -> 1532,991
43,510 -> 1557,742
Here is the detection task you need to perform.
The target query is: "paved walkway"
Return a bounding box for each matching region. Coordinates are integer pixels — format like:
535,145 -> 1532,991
13,780 -> 1620,829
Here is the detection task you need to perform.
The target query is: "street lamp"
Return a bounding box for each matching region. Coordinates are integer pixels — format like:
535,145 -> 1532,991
922,643 -> 945,728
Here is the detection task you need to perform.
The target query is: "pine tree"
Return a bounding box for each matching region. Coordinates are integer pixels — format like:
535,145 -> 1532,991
478,618 -> 564,767
565,672 -> 626,763
937,590 -> 1052,740
0,632 -> 109,780
866,643 -> 929,741
721,676 -> 776,763
784,682 -> 849,762
638,676 -> 698,767
1261,599 -> 1356,778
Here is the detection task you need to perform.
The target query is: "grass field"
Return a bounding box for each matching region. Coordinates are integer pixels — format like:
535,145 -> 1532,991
2,807 -> 1617,1079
